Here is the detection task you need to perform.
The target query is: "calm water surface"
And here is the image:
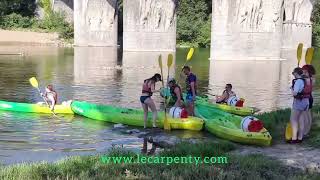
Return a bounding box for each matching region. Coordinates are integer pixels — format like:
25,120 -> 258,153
0,45 -> 319,165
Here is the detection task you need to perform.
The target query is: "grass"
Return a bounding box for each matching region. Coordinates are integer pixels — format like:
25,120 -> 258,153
0,141 -> 319,180
256,105 -> 320,148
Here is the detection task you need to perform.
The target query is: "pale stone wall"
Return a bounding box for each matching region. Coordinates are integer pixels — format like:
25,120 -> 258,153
74,0 -> 118,46
52,0 -> 74,23
123,0 -> 177,51
210,0 -> 284,61
282,0 -> 314,49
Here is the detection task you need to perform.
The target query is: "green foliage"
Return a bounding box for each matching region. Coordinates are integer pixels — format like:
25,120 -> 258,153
177,0 -> 211,48
0,0 -> 36,17
37,12 -> 74,39
0,13 -> 36,29
38,0 -> 52,16
312,1 -> 320,47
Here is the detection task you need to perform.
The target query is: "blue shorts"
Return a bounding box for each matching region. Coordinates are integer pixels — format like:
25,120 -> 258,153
186,93 -> 195,103
292,98 -> 309,111
140,96 -> 151,104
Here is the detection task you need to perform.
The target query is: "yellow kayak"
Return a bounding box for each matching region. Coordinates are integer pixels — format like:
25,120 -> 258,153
0,100 -> 74,114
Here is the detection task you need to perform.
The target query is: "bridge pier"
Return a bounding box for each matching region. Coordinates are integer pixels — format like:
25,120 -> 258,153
281,0 -> 314,49
74,0 -> 118,46
210,0 -> 284,61
123,0 -> 177,51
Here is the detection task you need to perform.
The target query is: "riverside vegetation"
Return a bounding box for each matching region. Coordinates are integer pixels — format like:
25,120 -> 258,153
1,0 -> 319,47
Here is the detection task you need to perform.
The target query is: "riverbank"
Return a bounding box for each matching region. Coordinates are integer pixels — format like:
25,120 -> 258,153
0,141 -> 319,180
0,29 -> 72,47
0,106 -> 319,179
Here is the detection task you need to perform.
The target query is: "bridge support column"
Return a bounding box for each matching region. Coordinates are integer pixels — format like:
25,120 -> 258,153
210,0 -> 284,61
74,0 -> 118,46
123,0 -> 177,51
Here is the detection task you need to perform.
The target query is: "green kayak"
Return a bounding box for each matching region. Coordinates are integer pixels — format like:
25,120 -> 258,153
161,88 -> 254,116
0,100 -> 74,114
71,101 -> 204,131
195,103 -> 272,146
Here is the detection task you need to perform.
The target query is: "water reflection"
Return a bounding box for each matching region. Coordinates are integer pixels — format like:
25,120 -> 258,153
121,51 -> 175,108
208,50 -> 303,112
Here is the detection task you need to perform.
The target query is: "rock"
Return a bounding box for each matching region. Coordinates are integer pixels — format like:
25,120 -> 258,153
113,124 -> 126,129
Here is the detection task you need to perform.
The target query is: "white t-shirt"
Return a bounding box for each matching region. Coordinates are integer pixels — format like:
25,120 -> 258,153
293,79 -> 304,95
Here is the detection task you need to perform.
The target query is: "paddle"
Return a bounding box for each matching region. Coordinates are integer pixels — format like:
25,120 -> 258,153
177,48 -> 195,85
305,47 -> 314,65
297,43 -> 303,67
29,77 -> 58,117
158,55 -> 170,130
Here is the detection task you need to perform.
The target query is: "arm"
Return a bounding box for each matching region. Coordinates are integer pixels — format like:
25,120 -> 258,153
292,80 -> 304,96
174,87 -> 182,107
190,82 -> 196,99
149,81 -> 159,93
216,91 -> 228,102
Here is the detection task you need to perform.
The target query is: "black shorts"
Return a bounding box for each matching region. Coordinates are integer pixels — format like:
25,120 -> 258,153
140,96 -> 151,104
309,96 -> 313,109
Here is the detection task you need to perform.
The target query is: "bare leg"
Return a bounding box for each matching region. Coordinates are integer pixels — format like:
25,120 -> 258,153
144,98 -> 157,127
290,110 -> 301,140
141,102 -> 148,128
298,111 -> 306,140
304,110 -> 312,135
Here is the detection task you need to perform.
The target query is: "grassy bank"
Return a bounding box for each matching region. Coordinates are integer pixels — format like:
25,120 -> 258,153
256,105 -> 320,148
0,141 -> 319,180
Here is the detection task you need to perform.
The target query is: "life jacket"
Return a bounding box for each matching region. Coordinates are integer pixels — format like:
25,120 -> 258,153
45,89 -> 58,102
292,78 -> 312,99
170,84 -> 184,102
185,73 -> 197,95
142,80 -> 153,96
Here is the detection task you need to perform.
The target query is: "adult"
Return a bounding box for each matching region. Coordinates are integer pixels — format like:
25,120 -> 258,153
288,67 -> 310,144
140,73 -> 162,128
182,66 -> 197,116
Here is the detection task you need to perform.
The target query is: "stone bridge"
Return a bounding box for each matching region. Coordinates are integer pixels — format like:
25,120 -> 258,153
49,0 -> 316,60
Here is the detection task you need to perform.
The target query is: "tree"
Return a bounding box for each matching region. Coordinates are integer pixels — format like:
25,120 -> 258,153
176,0 -> 211,47
0,0 -> 36,17
312,1 -> 320,47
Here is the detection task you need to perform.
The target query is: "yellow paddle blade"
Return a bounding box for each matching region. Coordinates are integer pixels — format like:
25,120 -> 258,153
305,47 -> 314,65
158,55 -> 163,69
297,43 -> 303,66
285,122 -> 292,141
29,77 -> 39,88
167,54 -> 173,68
186,48 -> 194,61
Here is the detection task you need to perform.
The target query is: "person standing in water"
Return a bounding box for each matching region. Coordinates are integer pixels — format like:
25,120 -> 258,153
41,85 -> 58,111
182,66 -> 197,116
140,73 -> 162,129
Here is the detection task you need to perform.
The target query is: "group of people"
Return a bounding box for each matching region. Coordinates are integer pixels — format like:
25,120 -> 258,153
140,66 -> 197,129
289,64 -> 316,144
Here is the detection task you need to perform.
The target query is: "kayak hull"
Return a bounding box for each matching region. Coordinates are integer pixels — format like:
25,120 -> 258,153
0,100 -> 74,114
71,101 -> 204,131
195,103 -> 271,146
161,88 -> 254,116
195,96 -> 254,116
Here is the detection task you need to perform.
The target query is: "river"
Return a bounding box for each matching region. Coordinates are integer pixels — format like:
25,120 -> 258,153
0,45 -> 318,165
